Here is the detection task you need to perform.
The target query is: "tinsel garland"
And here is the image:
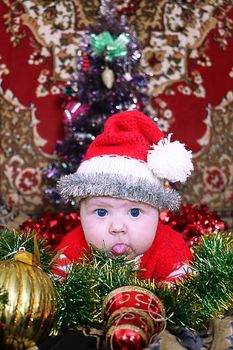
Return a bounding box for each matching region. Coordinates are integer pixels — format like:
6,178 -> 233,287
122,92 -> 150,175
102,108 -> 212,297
0,227 -> 54,272
0,228 -> 232,335
53,232 -> 233,333
20,212 -> 80,248
171,232 -> 233,329
54,250 -> 151,332
160,204 -> 226,246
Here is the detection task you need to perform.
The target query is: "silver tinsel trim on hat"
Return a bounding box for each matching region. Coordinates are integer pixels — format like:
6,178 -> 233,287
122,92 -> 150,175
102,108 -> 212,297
57,172 -> 181,211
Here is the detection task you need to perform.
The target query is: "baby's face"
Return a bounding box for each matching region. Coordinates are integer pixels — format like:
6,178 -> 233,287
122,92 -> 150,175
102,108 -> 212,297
79,196 -> 159,260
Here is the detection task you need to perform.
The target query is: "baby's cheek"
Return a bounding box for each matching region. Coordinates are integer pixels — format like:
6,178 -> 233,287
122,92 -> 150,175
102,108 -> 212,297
85,230 -> 110,251
136,233 -> 155,253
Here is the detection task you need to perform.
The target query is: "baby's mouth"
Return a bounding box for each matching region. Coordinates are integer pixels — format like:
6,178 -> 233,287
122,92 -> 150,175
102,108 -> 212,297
111,243 -> 129,256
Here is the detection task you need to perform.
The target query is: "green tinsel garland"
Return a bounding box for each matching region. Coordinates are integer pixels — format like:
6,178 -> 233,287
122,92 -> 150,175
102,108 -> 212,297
54,250 -> 152,331
164,232 -> 233,330
53,232 -> 233,333
0,227 -> 54,272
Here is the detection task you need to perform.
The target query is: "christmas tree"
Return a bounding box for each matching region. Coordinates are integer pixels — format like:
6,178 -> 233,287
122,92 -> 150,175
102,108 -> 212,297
44,1 -> 150,208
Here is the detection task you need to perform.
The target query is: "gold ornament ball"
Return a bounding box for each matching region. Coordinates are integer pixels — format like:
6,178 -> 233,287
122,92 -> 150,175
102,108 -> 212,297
0,251 -> 57,349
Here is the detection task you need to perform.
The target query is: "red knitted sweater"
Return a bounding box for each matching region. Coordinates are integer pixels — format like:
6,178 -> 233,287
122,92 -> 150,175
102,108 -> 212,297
55,222 -> 192,281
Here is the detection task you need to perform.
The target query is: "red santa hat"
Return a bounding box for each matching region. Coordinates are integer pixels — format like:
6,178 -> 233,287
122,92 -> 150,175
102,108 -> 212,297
57,110 -> 193,211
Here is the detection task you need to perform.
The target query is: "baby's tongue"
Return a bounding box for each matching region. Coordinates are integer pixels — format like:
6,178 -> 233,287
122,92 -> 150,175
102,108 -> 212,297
111,243 -> 129,255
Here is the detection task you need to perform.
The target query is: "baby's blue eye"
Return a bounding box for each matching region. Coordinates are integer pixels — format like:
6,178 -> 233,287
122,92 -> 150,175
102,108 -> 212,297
95,208 -> 108,217
129,208 -> 141,217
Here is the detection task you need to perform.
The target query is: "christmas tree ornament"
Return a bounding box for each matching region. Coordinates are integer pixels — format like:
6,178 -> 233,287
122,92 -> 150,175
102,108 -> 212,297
124,71 -> 132,81
0,248 -> 57,349
81,53 -> 91,71
102,286 -> 165,350
124,63 -> 133,81
0,287 -> 8,309
101,65 -> 115,89
53,233 -> 232,334
90,31 -> 129,61
63,101 -> 89,126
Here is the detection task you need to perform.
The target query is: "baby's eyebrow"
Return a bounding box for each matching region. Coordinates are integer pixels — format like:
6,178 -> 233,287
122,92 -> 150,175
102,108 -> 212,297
122,202 -> 146,209
88,201 -> 112,208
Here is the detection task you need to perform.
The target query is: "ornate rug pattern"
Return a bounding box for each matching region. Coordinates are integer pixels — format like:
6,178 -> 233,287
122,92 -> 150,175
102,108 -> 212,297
0,0 -> 232,215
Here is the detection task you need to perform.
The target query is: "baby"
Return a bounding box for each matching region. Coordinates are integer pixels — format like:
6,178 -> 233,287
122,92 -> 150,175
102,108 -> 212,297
54,110 -> 193,282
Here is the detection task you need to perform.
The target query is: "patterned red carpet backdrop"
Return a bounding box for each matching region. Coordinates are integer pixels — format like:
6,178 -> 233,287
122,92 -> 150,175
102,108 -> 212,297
0,1 -> 233,220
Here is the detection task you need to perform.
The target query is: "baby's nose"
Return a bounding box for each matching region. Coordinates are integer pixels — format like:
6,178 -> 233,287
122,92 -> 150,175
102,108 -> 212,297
109,221 -> 127,235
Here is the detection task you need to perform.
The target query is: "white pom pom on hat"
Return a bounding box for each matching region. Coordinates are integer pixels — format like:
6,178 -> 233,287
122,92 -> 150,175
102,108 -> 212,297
147,134 -> 194,183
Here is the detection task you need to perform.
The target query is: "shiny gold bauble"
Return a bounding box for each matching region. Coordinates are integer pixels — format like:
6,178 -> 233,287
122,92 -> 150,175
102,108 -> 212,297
0,250 -> 57,349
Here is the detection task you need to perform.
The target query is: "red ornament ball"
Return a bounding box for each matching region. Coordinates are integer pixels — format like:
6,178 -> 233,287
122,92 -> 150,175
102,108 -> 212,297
103,286 -> 165,350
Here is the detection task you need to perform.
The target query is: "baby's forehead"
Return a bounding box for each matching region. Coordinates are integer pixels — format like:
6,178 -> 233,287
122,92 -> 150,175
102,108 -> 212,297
81,196 -> 151,208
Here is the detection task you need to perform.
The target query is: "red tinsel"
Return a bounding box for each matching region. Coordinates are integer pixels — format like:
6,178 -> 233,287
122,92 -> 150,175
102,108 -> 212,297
20,212 -> 80,248
159,204 -> 226,246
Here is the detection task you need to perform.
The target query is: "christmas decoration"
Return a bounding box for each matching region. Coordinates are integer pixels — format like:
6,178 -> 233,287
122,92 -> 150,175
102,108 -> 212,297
0,288 -> 8,310
101,65 -> 115,89
57,110 -> 193,211
63,101 -> 89,126
0,227 -> 54,269
44,1 -> 150,208
165,231 -> 233,330
90,31 -> 130,61
20,211 -> 81,249
53,247 -> 144,332
103,286 -> 165,350
53,232 -> 233,334
0,227 -> 232,349
160,204 -> 226,246
0,247 -> 57,349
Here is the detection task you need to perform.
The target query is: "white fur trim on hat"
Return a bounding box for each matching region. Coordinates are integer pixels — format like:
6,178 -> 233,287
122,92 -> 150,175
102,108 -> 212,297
57,154 -> 181,210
